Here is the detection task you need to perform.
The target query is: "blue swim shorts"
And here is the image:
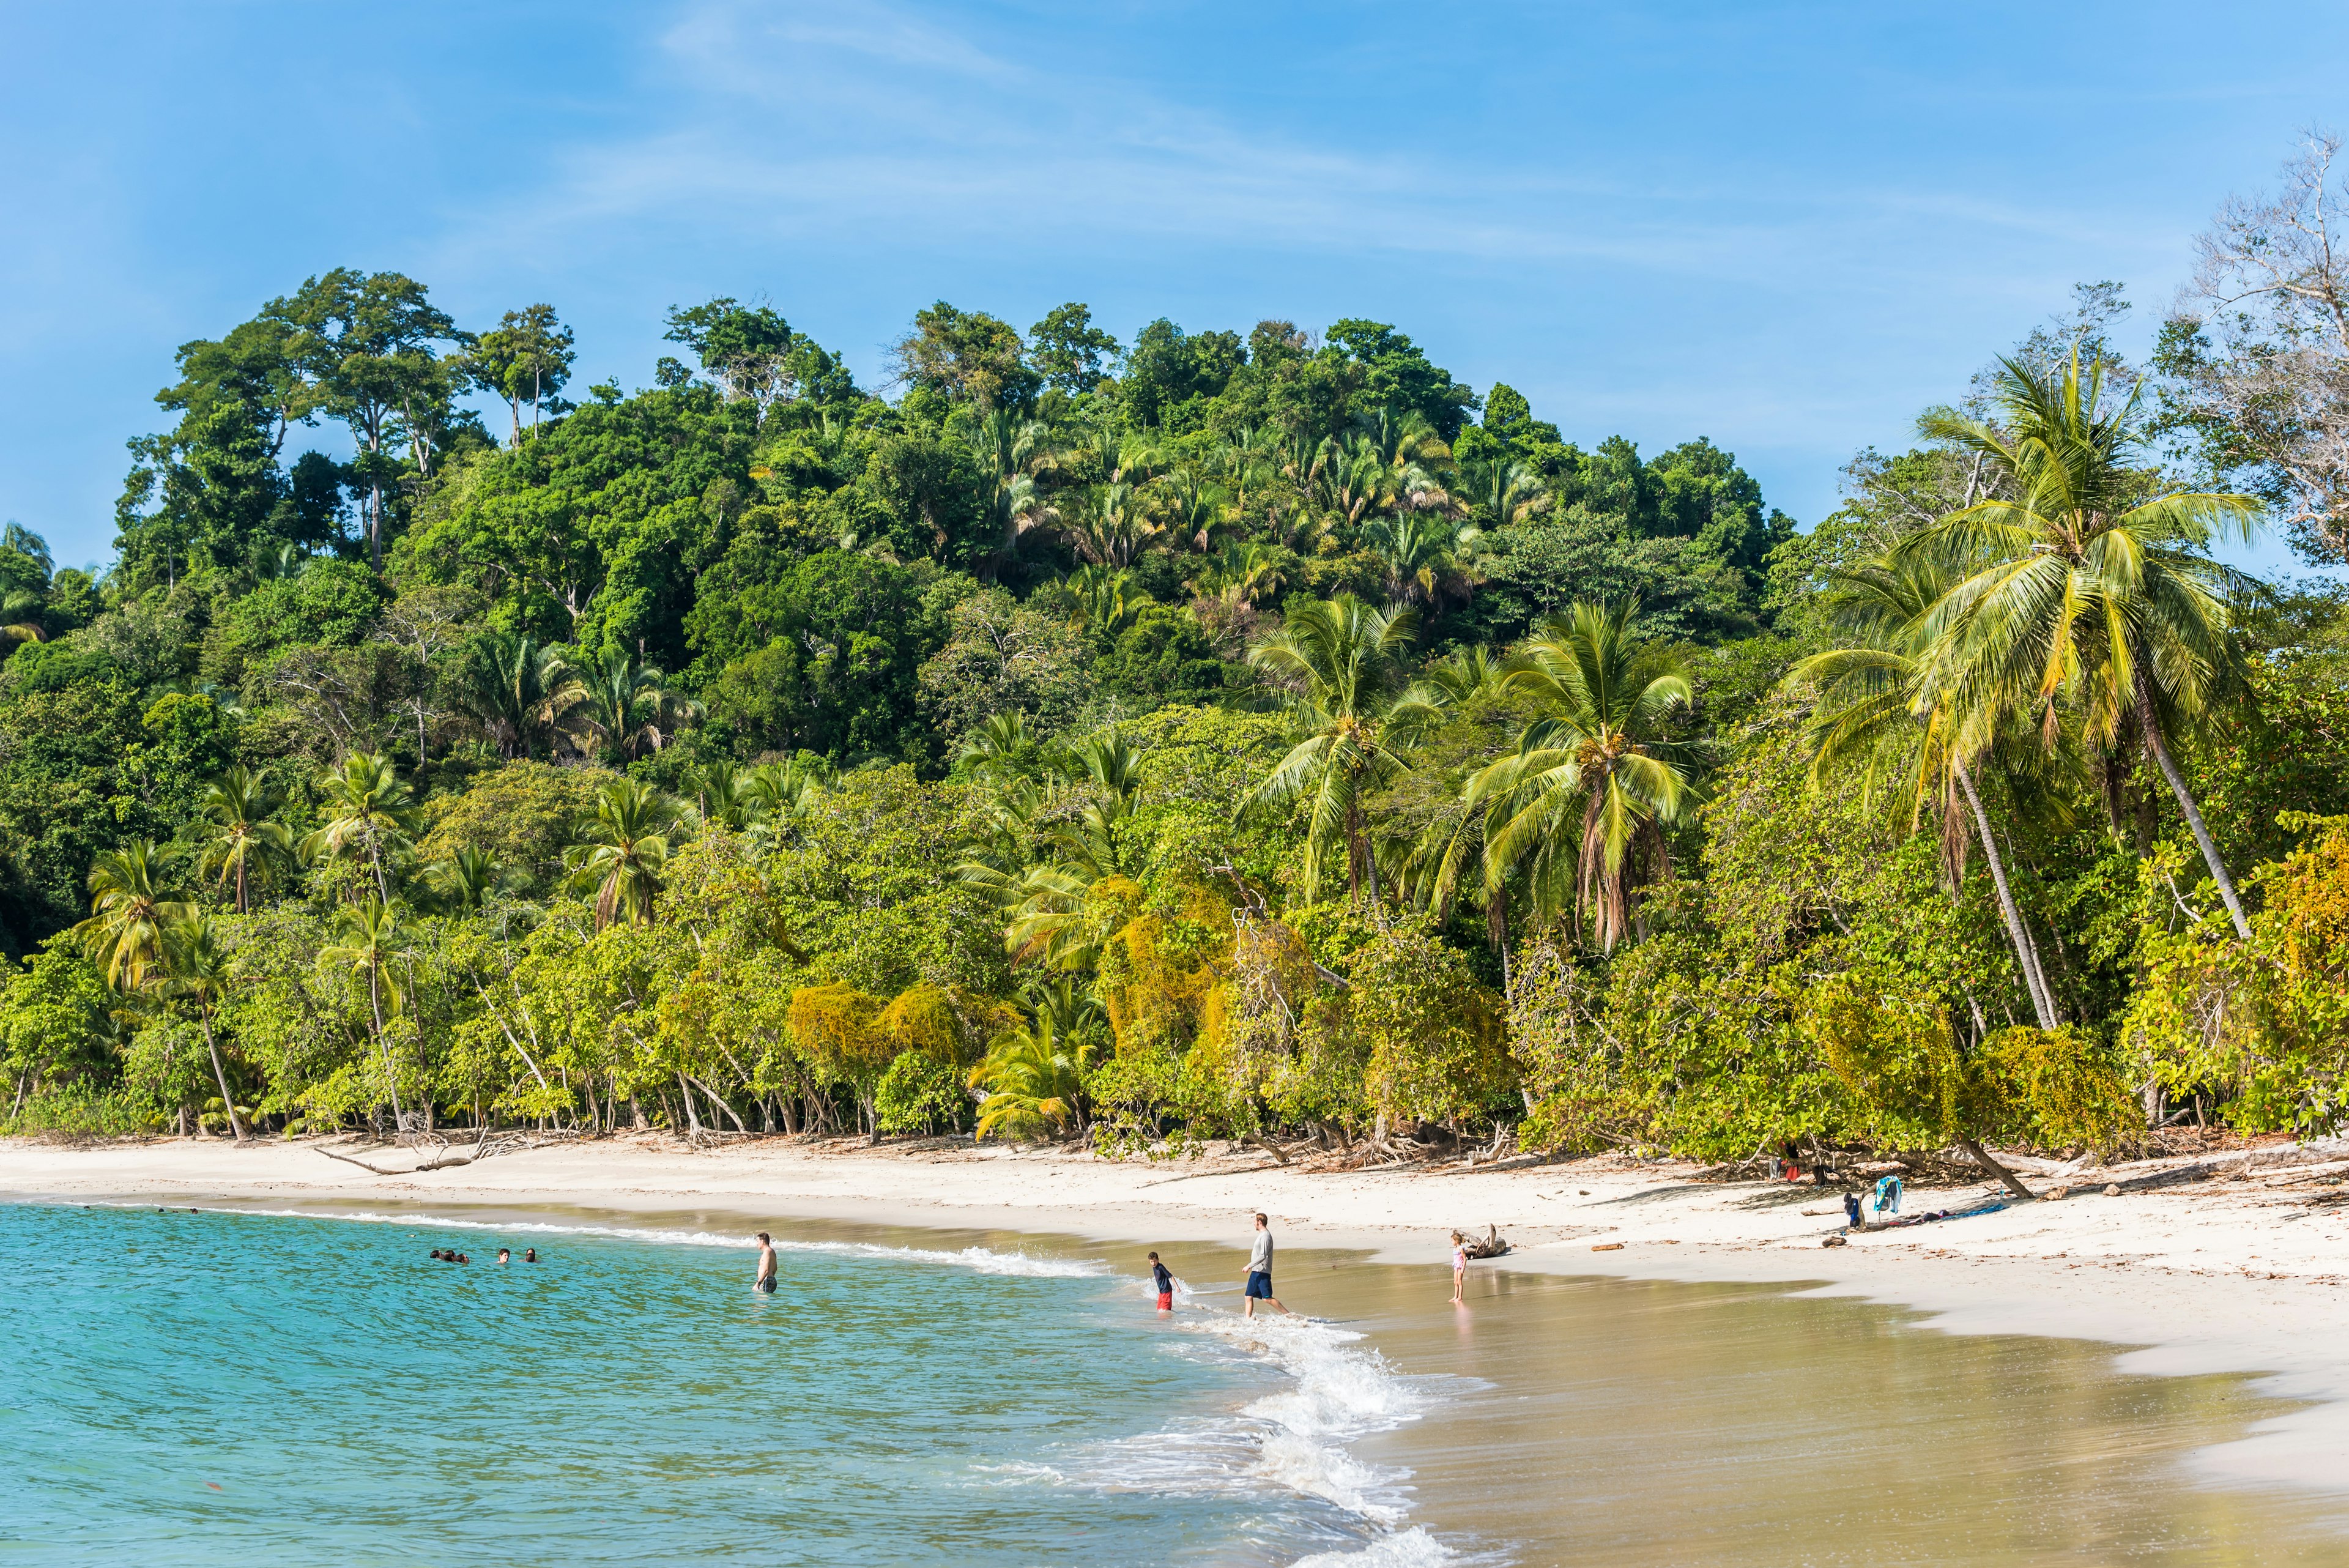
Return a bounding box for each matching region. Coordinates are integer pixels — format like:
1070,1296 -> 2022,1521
1244,1270 -> 1274,1299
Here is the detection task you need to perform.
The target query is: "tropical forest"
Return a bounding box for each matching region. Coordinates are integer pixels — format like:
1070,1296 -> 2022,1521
7,146 -> 2349,1182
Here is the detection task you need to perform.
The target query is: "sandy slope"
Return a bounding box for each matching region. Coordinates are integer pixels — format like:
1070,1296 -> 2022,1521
8,1132 -> 2348,1489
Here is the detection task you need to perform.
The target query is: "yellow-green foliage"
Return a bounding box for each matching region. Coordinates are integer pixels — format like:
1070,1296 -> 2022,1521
2134,815 -> 2349,1133
875,983 -> 1019,1069
1811,972 -> 2137,1159
1096,897 -> 1226,1057
788,982 -> 893,1086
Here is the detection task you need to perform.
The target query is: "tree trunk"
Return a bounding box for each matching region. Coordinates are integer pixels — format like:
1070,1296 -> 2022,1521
199,1010 -> 247,1143
2134,677 -> 2252,941
1958,1135 -> 2035,1202
369,967 -> 409,1132
676,1073 -> 703,1139
1953,764 -> 2060,1031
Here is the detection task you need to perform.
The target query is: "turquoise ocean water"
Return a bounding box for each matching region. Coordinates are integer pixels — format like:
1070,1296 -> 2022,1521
0,1204 -> 1449,1566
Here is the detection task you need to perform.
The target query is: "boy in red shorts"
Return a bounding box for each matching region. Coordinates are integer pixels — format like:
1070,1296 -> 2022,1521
1148,1251 -> 1178,1312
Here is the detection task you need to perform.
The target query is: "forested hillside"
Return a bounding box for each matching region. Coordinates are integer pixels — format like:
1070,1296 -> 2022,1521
7,145 -> 2349,1165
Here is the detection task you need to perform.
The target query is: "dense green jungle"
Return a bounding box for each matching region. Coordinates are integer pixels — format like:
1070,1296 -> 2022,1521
7,152 -> 2349,1172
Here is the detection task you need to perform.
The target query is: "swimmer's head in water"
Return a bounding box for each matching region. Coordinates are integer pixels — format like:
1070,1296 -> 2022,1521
524,1249 -> 537,1261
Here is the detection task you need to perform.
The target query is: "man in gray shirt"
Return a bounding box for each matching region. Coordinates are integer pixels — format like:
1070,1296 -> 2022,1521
1243,1211 -> 1287,1319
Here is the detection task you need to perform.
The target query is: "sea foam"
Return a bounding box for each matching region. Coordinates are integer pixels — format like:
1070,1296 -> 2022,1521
1019,1301 -> 1467,1564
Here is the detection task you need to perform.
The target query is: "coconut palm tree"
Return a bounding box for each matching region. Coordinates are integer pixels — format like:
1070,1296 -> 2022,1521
156,915 -> 245,1142
568,778 -> 678,931
956,712 -> 1045,780
691,762 -> 759,832
572,650 -> 700,761
741,757 -> 834,850
73,840 -> 191,991
1467,600 -> 1696,951
428,846 -> 511,913
320,896 -> 412,1131
1787,555 -> 2062,1030
1907,351 -> 2263,938
455,631 -> 585,759
0,587 -> 46,644
197,767 -> 292,914
1241,595 -> 1436,903
302,752 -> 421,904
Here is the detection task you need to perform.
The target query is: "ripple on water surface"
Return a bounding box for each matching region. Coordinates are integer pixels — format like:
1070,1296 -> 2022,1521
2,1203 -> 1449,1566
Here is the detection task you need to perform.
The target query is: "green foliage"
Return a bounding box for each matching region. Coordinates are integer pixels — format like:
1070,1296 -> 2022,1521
875,1049 -> 966,1135
16,271 -> 2345,1163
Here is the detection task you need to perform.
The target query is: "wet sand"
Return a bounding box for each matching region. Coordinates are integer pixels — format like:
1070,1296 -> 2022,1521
7,1132 -> 2349,1562
13,1170 -> 2349,1561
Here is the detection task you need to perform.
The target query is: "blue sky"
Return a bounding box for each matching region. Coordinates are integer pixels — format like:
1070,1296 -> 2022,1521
3,0 -> 2343,576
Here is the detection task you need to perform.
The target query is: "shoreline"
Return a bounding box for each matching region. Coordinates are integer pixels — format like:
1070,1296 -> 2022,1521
9,1132 -> 2349,1497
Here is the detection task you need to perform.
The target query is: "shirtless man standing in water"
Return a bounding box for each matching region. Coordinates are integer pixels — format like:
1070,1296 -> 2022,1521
753,1233 -> 777,1294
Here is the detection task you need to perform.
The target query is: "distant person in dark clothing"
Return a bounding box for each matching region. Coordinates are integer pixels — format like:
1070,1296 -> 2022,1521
1148,1252 -> 1178,1312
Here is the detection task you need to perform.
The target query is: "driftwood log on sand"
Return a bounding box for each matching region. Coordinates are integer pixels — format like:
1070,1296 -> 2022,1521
1461,1223 -> 1510,1259
314,1125 -> 549,1176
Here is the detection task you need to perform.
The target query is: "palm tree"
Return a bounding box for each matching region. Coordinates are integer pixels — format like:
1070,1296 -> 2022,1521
692,762 -> 759,831
429,846 -> 510,912
1241,595 -> 1434,902
965,409 -> 1058,577
1908,351 -> 2263,938
156,915 -> 245,1142
455,631 -> 585,759
967,1006 -> 1094,1140
568,778 -> 678,930
742,757 -> 834,850
1063,483 -> 1160,568
197,767 -> 292,914
1467,601 -> 1695,951
73,841 -> 191,990
573,650 -> 701,761
1362,513 -> 1479,608
1787,555 -> 2062,1030
956,712 -> 1044,780
1458,456 -> 1548,526
1190,540 -> 1288,608
1067,566 -> 1154,636
302,752 -> 421,904
1389,646 -> 1518,970
320,896 -> 412,1131
1154,467 -> 1229,553
0,587 -> 46,644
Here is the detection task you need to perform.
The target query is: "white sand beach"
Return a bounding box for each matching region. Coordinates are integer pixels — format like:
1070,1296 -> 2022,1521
9,1132 -> 2348,1493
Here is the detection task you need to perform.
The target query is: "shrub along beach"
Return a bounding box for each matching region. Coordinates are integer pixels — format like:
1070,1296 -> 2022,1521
5,143 -> 2349,1373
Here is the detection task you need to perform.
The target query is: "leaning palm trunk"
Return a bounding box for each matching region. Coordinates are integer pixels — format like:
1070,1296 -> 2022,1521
2132,669 -> 2252,942
1951,764 -> 2059,1030
367,967 -> 409,1132
198,1008 -> 247,1143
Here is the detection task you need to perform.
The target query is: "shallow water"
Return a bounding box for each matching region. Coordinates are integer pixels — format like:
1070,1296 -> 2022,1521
1344,1265 -> 2349,1566
7,1202 -> 2347,1566
0,1203 -> 1415,1566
